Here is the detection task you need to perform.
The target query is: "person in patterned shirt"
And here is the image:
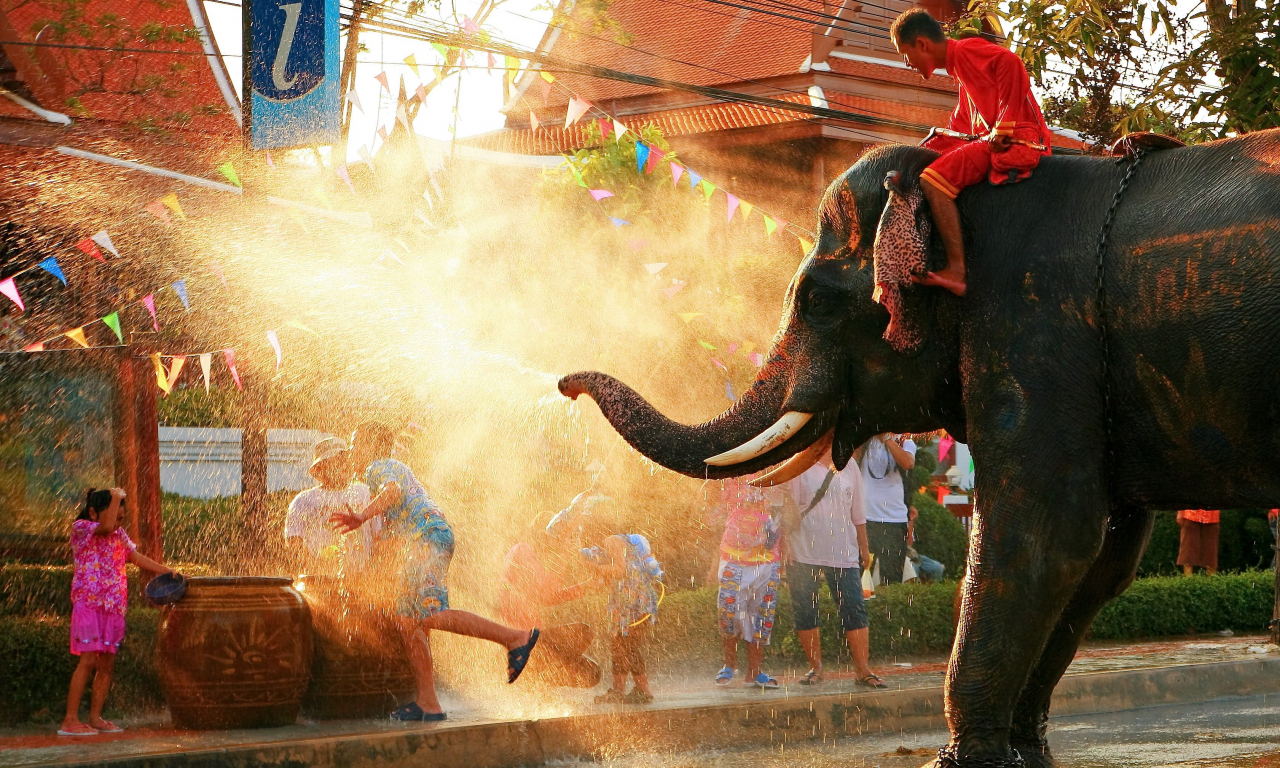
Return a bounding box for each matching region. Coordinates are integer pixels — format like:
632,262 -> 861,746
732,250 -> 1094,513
331,422 -> 539,722
61,488 -> 175,737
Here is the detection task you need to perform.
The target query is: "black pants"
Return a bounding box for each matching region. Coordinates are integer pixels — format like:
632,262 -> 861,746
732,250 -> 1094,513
867,521 -> 908,585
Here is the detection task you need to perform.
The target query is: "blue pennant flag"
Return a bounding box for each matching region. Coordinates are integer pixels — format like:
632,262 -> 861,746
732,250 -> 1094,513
609,217 -> 631,227
635,142 -> 650,174
172,279 -> 189,310
725,380 -> 736,401
37,257 -> 65,285
688,169 -> 703,189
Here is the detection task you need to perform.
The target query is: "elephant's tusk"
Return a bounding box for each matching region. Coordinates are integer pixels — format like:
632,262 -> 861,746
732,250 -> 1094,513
705,412 -> 813,466
748,429 -> 834,487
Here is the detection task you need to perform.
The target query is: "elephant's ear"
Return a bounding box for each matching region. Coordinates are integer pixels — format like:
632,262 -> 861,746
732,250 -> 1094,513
871,171 -> 933,355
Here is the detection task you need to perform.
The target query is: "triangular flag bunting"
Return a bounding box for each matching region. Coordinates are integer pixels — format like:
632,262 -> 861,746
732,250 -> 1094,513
540,70 -> 555,83
645,146 -> 665,174
541,78 -> 551,103
217,162 -> 241,188
741,341 -> 755,353
404,53 -> 419,76
635,142 -> 649,174
670,163 -> 684,186
266,330 -> 282,370
223,349 -> 242,390
763,215 -> 777,236
414,83 -> 427,103
644,262 -> 667,275
711,357 -> 726,370
699,180 -> 716,200
199,353 -> 212,393
286,319 -> 321,336
677,312 -> 703,323
345,89 -> 363,113
698,340 -> 716,350
37,257 -> 65,284
565,97 -> 591,127
151,353 -> 171,394
101,312 -> 122,342
728,342 -> 739,354
775,218 -> 788,233
613,119 -> 627,137
160,193 -> 185,219
65,327 -> 88,348
799,237 -> 814,255
397,103 -> 410,129
378,126 -> 389,142
142,294 -> 159,331
166,356 -> 186,391
726,381 -> 736,401
265,150 -> 275,168
608,217 -> 630,227
431,42 -> 448,58
172,279 -> 189,310
24,342 -> 43,352
688,170 -> 702,189
143,202 -> 169,225
740,201 -> 754,219
375,71 -> 389,91
566,161 -> 587,188
358,145 -> 375,169
749,352 -> 764,366
462,15 -> 482,33
336,164 -> 354,192
76,237 -> 106,262
487,52 -> 496,70
209,261 -> 227,288
726,193 -> 740,221
529,110 -> 540,131
91,230 -> 118,257
589,189 -> 614,201
661,282 -> 685,298
0,278 -> 23,311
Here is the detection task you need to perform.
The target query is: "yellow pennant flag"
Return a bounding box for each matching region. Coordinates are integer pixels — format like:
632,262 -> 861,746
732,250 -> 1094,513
741,341 -> 755,353
698,340 -> 716,351
151,353 -> 172,394
740,201 -> 754,219
799,237 -> 814,255
763,215 -> 777,236
286,319 -> 321,336
160,193 -> 185,219
677,312 -> 704,324
404,53 -> 419,76
64,327 -> 89,348
540,71 -> 555,83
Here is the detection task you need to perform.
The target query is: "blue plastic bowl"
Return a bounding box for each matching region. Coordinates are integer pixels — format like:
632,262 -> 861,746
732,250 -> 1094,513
145,572 -> 187,606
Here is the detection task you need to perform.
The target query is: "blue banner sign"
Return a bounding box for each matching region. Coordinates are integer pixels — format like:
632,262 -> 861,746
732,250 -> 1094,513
244,0 -> 339,149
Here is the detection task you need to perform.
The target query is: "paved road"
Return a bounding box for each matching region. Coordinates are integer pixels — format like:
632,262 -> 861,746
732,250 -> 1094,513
548,693 -> 1280,768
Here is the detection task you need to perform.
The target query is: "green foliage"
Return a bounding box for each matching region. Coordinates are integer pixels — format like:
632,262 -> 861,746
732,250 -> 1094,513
553,122 -> 683,225
912,493 -> 970,580
1091,570 -> 1274,638
161,491 -> 295,567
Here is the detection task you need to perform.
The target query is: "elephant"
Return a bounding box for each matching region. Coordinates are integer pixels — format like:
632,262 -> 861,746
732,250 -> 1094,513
557,130 -> 1280,767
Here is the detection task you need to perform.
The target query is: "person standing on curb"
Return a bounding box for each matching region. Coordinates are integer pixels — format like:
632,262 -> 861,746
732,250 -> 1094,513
1177,509 -> 1220,576
857,434 -> 917,585
784,448 -> 886,689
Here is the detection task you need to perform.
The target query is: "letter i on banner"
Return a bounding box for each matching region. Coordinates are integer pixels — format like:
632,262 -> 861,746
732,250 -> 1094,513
244,0 -> 340,149
199,353 -> 212,393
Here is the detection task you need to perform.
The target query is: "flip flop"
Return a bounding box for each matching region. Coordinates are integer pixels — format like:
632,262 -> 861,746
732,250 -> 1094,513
857,673 -> 888,689
90,720 -> 123,734
57,725 -> 98,737
714,666 -> 735,686
507,628 -> 540,684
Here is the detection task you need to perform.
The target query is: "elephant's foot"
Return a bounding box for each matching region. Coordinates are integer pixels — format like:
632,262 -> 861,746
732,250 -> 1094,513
917,744 -> 1029,768
1009,740 -> 1055,768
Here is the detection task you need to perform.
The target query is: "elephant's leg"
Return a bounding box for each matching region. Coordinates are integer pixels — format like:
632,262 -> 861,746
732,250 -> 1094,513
939,462 -> 1110,766
1009,507 -> 1154,768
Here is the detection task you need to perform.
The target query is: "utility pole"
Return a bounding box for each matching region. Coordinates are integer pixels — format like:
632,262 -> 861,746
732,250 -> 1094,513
337,0 -> 367,160
1271,510 -> 1280,645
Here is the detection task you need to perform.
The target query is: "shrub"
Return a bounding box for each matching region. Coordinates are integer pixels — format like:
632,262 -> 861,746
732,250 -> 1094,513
912,493 -> 970,580
1090,569 -> 1274,639
1139,510 -> 1276,576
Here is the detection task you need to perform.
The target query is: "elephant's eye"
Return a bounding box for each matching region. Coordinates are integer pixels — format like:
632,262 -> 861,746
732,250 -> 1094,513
805,288 -> 841,326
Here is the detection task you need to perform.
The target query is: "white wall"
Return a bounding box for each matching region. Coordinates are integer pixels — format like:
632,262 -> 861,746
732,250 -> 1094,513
159,427 -> 330,499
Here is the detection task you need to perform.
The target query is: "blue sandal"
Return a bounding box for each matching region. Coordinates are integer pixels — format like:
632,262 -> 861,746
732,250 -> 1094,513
714,666 -> 735,686
391,702 -> 447,722
507,628 -> 540,684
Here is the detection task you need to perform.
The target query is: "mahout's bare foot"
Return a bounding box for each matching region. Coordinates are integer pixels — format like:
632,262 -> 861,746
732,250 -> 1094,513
913,267 -> 967,297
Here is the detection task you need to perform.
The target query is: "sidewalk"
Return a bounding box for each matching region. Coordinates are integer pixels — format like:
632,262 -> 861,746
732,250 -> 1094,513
4,635 -> 1277,768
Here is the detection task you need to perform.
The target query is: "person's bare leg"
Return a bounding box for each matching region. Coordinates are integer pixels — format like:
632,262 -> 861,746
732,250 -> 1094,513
398,621 -> 443,713
422,609 -> 529,650
1183,565 -> 1194,576
847,628 -> 873,680
745,640 -> 763,679
633,672 -> 651,695
797,628 -> 823,674
722,636 -> 738,671
918,179 -> 967,296
87,653 -> 116,728
62,653 -> 97,731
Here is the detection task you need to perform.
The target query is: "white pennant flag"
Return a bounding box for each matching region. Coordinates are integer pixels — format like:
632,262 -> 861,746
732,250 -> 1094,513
345,89 -> 363,113
613,119 -> 628,138
397,103 -> 411,129
91,230 -> 118,258
199,353 -> 211,393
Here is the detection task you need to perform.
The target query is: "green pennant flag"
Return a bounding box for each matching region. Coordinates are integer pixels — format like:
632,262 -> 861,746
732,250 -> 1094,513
217,162 -> 241,188
698,340 -> 716,350
431,42 -> 449,58
567,162 -> 586,188
700,180 -> 716,200
101,312 -> 122,343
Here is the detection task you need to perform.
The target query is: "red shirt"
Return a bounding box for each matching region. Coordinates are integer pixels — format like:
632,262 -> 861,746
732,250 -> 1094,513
936,37 -> 1051,150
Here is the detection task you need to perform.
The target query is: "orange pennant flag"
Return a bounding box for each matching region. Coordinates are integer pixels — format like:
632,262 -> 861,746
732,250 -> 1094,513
166,356 -> 186,391
64,327 -> 88,348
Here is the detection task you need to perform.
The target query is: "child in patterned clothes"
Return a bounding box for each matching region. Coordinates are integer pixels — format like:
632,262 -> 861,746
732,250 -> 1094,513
332,422 -> 540,722
60,488 -> 175,737
582,533 -> 662,705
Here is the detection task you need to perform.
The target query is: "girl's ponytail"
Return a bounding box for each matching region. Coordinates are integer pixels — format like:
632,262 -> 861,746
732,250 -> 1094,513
77,488 -> 113,521
76,488 -> 97,521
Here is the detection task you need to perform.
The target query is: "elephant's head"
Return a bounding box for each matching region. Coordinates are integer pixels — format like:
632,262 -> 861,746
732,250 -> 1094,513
558,144 -> 962,481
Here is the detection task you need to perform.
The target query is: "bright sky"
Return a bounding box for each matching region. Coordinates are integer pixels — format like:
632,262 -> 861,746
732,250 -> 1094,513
205,0 -> 553,159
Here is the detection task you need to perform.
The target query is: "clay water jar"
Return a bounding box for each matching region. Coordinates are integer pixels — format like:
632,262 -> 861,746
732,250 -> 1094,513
297,574 -> 415,719
156,576 -> 313,729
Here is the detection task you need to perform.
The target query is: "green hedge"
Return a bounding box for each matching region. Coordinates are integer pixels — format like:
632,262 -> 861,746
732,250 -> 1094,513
1139,510 -> 1276,576
1090,570 -> 1275,638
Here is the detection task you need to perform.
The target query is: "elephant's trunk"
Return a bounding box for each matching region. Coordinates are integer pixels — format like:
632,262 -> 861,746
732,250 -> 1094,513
558,364 -> 832,479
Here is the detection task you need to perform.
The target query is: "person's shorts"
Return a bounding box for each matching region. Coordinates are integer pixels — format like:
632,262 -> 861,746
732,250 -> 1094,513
610,623 -> 650,676
789,563 -> 868,633
717,560 -> 780,644
70,602 -> 126,655
1177,520 -> 1220,570
920,129 -> 1046,199
395,537 -> 452,620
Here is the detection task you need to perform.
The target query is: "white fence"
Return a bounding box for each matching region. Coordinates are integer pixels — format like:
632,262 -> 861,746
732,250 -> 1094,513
158,427 -> 330,499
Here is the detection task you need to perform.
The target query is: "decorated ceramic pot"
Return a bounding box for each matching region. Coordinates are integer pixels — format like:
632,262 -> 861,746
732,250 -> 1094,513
156,576 -> 312,729
298,575 -> 415,719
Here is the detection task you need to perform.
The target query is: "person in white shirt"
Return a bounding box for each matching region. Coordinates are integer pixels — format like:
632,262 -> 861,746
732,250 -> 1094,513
284,437 -> 380,575
784,449 -> 884,688
856,433 -> 917,585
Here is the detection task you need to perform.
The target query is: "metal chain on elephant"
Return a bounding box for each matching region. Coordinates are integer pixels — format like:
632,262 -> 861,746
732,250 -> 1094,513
1094,149 -> 1146,489
936,745 -> 1026,768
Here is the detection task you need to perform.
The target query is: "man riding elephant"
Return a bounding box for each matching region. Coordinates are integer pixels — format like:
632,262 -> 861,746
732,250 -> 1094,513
558,129 -> 1280,767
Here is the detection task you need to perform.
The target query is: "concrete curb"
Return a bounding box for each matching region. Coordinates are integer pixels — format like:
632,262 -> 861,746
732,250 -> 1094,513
44,658 -> 1280,768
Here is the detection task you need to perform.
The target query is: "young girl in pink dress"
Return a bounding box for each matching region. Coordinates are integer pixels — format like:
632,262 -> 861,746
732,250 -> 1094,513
59,488 -> 175,737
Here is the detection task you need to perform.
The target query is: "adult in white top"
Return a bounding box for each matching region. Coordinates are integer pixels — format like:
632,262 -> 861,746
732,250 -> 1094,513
784,451 -> 883,688
857,434 -> 917,585
285,437 -> 381,575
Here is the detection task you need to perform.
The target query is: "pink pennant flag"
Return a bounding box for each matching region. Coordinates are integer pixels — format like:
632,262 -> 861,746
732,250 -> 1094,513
774,217 -> 788,233
565,97 -> 591,127
530,110 -> 540,131
589,189 -> 614,201
661,282 -> 686,298
596,118 -> 610,138
462,15 -> 482,33
375,71 -> 389,91
488,52 -> 496,70
670,163 -> 684,186
23,342 -> 43,352
266,150 -> 275,169
142,294 -> 159,331
336,164 -> 354,192
210,261 -> 228,288
266,330 -> 282,370
415,83 -> 428,103
0,278 -> 23,311
939,433 -> 955,465
223,348 -> 243,390
199,352 -> 212,393
144,201 -> 171,225
710,357 -> 726,371
728,342 -> 739,354
749,352 -> 764,367
541,78 -> 551,104
726,193 -> 740,222
645,146 -> 665,174
165,356 -> 186,391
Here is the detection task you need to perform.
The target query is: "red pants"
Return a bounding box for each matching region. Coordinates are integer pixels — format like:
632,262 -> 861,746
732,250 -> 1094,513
921,131 -> 1046,199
